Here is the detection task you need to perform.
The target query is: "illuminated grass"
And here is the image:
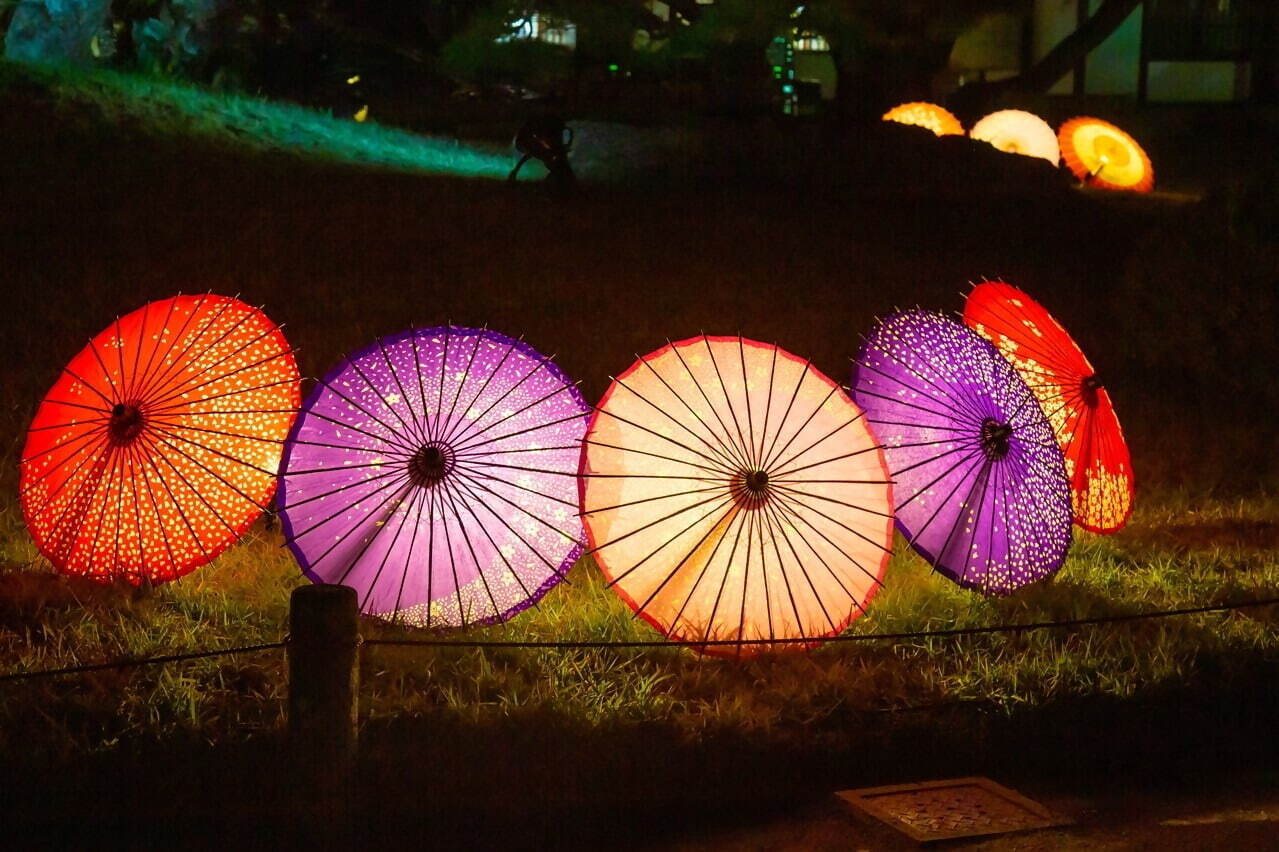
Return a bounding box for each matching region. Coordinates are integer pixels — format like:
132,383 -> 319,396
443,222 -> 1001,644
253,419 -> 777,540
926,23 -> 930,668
0,61 -> 511,179
1,492 -> 1276,759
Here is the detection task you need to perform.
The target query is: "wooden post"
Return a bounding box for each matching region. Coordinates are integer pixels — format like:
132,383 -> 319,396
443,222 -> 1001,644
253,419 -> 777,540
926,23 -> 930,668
288,584 -> 359,812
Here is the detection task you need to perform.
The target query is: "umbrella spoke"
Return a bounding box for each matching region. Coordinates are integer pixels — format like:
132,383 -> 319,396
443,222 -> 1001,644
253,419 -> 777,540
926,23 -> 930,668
132,294 -> 237,403
143,317 -> 279,409
449,475 -> 575,580
758,356 -> 810,472
631,354 -> 750,473
302,373 -> 421,456
434,335 -> 524,445
450,381 -> 585,455
767,410 -> 867,478
443,345 -> 555,449
761,497 -> 846,630
446,479 -> 542,604
662,505 -> 745,642
129,296 -> 180,404
582,438 -> 728,478
585,394 -> 736,473
768,494 -> 884,598
281,465 -> 411,512
770,486 -> 894,559
372,337 -> 430,448
356,484 -> 427,616
694,501 -> 751,648
580,484 -> 726,517
758,380 -> 842,473
435,334 -> 485,446
668,340 -> 753,471
755,343 -> 780,471
756,498 -> 812,637
703,335 -> 753,470
451,411 -> 587,456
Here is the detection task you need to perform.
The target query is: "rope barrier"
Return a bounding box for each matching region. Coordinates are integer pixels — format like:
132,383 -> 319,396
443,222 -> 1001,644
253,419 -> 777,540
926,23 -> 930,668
0,641 -> 286,684
361,595 -> 1279,650
3,595 -> 1277,682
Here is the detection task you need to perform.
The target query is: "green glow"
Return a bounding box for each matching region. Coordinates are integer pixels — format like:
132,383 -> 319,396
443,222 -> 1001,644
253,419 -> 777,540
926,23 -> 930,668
781,84 -> 793,94
608,63 -> 619,72
4,62 -> 511,180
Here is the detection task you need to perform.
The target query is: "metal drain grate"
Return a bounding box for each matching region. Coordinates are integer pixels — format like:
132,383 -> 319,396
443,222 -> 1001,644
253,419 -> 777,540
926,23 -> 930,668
836,776 -> 1070,843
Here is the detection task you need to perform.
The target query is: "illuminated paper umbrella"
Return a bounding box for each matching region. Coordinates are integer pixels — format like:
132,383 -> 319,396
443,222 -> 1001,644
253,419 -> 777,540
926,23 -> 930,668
278,327 -> 588,627
20,294 -> 301,583
580,336 -> 893,657
851,310 -> 1072,595
964,280 -> 1134,533
970,109 -> 1060,165
883,102 -> 964,137
1059,116 -> 1153,193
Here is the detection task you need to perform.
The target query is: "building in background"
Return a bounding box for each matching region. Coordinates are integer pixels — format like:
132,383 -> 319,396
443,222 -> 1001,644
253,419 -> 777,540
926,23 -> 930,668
1039,0 -> 1279,102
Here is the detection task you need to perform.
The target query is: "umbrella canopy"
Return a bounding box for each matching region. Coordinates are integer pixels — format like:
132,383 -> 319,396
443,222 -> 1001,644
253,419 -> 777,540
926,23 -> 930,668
580,335 -> 893,657
278,326 -> 588,628
851,310 -> 1072,595
1059,116 -> 1153,193
20,294 -> 300,584
970,109 -> 1060,165
964,280 -> 1134,533
882,102 -> 964,137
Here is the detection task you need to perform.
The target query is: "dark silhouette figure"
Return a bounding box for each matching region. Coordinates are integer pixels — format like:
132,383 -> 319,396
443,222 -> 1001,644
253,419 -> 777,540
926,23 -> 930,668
508,115 -> 576,191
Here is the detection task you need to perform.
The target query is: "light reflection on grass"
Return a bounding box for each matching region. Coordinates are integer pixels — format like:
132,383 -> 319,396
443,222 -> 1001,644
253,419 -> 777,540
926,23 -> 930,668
1,61 -> 511,179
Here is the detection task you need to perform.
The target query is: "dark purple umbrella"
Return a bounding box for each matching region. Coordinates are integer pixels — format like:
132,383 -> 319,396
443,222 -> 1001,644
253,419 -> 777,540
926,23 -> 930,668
278,326 -> 588,627
851,310 -> 1072,595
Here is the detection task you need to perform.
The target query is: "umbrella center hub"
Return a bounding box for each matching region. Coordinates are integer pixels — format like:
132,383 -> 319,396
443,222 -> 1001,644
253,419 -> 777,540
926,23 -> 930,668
108,403 -> 145,446
409,442 -> 455,487
1081,373 -> 1102,408
732,469 -> 771,509
980,418 -> 1012,461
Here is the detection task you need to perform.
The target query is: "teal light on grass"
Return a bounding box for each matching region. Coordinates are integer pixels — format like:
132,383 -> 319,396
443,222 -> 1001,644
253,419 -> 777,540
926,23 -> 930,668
5,61 -> 511,180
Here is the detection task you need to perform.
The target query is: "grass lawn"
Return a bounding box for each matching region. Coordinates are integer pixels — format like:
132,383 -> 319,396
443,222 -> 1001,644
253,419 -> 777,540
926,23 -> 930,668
0,61 -> 1276,792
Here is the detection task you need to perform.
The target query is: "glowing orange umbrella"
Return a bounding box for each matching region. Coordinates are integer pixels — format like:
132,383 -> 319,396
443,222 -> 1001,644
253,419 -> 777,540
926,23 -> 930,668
1059,116 -> 1153,193
964,280 -> 1134,533
580,335 -> 893,658
882,102 -> 964,137
20,295 -> 301,584
970,109 -> 1060,165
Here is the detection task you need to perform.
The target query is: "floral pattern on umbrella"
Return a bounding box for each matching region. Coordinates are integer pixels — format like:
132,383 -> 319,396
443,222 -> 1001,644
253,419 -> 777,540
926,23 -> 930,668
964,280 -> 1134,533
20,294 -> 300,584
851,310 -> 1072,595
278,326 -> 588,628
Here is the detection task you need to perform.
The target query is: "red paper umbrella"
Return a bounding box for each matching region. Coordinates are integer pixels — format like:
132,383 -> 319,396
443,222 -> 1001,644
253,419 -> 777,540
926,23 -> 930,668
1059,116 -> 1154,193
963,281 -> 1133,533
20,294 -> 301,583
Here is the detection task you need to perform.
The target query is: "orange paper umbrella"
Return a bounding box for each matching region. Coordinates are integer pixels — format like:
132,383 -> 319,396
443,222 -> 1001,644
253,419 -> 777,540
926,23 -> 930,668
1059,116 -> 1153,193
963,281 -> 1133,533
20,294 -> 301,583
882,102 -> 964,137
970,109 -> 1060,165
580,335 -> 893,657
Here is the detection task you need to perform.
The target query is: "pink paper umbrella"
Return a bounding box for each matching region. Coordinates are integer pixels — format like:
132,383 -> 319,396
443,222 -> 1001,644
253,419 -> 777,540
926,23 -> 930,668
278,327 -> 589,627
580,335 -> 893,657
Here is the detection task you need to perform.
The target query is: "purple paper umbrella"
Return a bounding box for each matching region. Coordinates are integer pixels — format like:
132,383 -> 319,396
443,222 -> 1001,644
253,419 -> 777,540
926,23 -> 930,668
850,310 -> 1072,595
278,326 -> 588,627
